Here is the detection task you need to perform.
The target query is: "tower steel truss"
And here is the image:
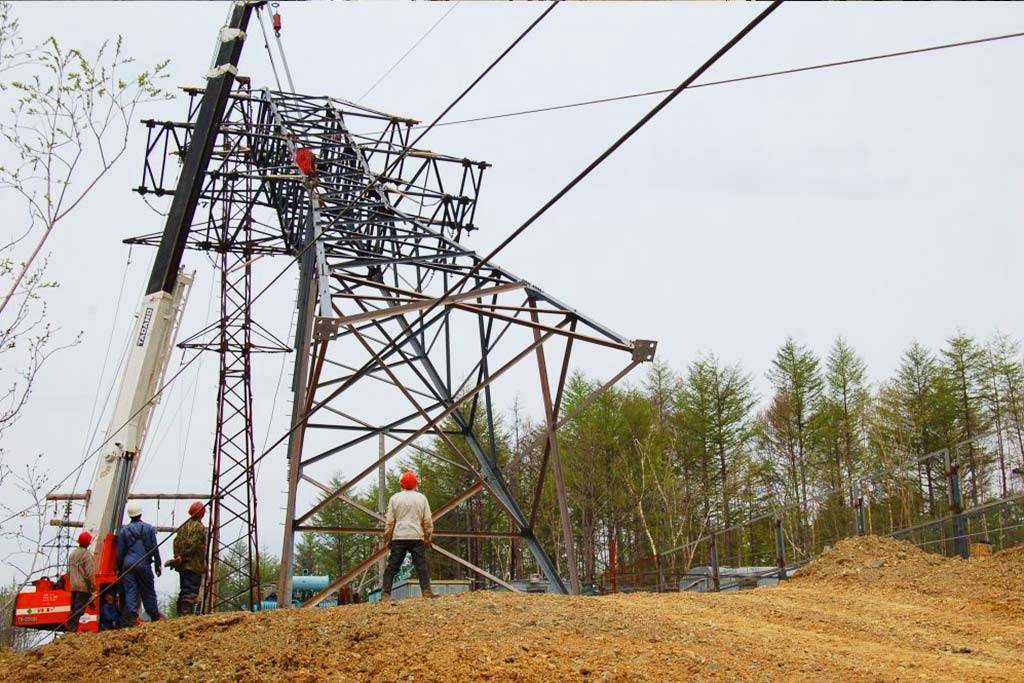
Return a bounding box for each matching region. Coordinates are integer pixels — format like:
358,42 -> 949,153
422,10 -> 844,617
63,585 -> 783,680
137,83 -> 289,612
131,84 -> 655,608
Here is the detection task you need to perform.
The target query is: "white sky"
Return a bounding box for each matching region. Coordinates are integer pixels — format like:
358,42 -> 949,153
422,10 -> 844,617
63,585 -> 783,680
2,2 -> 1023,595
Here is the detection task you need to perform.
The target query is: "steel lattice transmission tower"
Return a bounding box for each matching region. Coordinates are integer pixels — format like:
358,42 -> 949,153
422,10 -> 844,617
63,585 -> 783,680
133,82 -> 290,611
131,83 -> 655,607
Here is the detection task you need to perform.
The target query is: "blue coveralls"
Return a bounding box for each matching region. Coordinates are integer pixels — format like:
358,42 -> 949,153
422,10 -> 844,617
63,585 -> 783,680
116,518 -> 162,623
99,600 -> 121,630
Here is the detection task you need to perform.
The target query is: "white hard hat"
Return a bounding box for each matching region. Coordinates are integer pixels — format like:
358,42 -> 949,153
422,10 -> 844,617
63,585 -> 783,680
126,502 -> 143,518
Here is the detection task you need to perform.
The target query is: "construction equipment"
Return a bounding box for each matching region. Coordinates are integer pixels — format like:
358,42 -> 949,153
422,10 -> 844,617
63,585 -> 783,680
12,1 -> 257,632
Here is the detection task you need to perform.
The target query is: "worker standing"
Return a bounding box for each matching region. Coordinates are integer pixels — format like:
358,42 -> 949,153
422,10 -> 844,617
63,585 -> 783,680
381,470 -> 436,601
65,531 -> 95,633
168,501 -> 207,617
116,503 -> 163,625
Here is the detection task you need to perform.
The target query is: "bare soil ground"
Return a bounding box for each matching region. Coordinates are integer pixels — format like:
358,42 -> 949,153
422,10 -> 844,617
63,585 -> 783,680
2,536 -> 1022,682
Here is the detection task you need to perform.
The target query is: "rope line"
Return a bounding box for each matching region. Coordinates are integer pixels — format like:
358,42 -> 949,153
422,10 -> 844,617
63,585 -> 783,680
422,30 -> 1024,129
235,1 -> 782,491
255,5 -> 284,92
357,2 -> 461,104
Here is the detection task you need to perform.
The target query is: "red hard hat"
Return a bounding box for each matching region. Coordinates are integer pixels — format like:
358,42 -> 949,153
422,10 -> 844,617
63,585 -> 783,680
399,471 -> 419,490
188,501 -> 206,519
77,531 -> 92,547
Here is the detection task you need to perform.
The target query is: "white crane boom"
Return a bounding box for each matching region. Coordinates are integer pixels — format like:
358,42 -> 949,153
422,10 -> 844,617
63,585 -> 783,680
81,271 -> 192,543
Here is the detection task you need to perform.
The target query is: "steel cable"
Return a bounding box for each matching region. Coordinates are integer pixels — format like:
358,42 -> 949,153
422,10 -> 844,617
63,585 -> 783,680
231,0 -> 783,494
422,30 -> 1024,130
358,2 -> 461,104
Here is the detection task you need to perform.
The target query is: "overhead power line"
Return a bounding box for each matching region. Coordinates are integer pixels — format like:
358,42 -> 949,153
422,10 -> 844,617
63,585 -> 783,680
448,1 -> 784,299
358,2 -> 461,104
0,351 -> 204,528
423,30 -> 1024,129
238,1 -> 783,485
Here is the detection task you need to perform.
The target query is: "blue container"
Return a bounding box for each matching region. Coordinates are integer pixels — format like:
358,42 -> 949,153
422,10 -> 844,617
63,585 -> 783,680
292,575 -> 330,592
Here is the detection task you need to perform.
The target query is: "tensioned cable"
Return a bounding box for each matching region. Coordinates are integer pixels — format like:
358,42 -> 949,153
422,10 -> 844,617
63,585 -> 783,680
229,1 -> 782,490
0,351 -> 204,528
414,30 -> 1024,130
174,274 -> 218,504
255,4 -> 284,92
71,248 -> 134,504
271,4 -> 296,92
391,0 -> 784,325
357,1 -> 460,104
257,288 -> 297,476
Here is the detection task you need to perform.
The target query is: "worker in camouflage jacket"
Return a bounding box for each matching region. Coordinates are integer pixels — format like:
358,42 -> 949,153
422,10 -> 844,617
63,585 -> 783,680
168,501 -> 207,616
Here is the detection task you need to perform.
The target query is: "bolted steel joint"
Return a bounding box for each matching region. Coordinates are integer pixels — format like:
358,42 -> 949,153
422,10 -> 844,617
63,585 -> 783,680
632,339 -> 657,363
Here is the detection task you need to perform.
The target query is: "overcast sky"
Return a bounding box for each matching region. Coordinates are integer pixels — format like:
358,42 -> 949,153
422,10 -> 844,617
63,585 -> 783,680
2,2 -> 1022,594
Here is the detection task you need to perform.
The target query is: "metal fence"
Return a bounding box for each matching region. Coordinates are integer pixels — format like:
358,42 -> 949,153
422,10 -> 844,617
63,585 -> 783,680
598,429 -> 1024,594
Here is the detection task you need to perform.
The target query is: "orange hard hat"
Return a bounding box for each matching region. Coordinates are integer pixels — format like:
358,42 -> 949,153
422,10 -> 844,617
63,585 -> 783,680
77,531 -> 92,547
188,501 -> 206,519
399,471 -> 419,490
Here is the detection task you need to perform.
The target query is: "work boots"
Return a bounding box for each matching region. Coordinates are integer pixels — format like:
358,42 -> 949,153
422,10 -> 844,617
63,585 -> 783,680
421,589 -> 440,599
380,594 -> 391,603
176,598 -> 196,617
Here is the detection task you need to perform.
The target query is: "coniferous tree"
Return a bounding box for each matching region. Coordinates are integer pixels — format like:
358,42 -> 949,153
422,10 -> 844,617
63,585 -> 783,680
676,353 -> 756,560
886,341 -> 946,514
763,338 -> 824,550
823,338 -> 870,501
941,333 -> 990,505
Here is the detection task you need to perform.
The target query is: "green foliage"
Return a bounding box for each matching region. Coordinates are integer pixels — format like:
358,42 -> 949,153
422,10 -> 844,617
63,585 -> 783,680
0,0 -> 174,620
294,331 -> 1024,593
210,542 -> 280,612
0,581 -> 31,650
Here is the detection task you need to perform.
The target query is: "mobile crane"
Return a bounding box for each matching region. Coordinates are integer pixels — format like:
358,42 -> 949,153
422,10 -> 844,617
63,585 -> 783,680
12,1 -> 257,632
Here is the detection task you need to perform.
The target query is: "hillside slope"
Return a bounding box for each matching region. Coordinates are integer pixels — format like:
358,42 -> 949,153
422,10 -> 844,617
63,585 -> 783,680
2,536 -> 1022,682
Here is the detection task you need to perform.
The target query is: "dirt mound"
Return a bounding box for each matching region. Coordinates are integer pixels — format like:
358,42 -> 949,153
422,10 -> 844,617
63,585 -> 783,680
793,535 -> 943,583
794,536 -> 1024,616
2,537 -> 1023,682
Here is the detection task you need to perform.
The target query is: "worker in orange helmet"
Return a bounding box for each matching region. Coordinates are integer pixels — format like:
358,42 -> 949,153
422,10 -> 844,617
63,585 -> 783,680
381,470 -> 436,601
65,531 -> 96,633
167,501 -> 207,617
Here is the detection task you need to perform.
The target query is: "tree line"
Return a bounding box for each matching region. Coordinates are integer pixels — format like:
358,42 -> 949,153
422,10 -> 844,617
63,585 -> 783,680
286,330 -> 1024,596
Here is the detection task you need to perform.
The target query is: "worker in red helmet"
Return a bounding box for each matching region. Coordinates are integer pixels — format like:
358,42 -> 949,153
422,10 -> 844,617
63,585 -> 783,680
167,501 -> 207,617
381,470 -> 436,601
65,531 -> 96,633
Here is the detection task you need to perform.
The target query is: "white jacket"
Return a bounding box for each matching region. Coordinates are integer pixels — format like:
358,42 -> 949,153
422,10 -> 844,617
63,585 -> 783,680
385,489 -> 433,541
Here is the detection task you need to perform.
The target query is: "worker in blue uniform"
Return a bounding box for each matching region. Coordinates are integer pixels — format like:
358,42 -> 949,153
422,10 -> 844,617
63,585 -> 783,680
99,592 -> 121,630
116,502 -> 163,625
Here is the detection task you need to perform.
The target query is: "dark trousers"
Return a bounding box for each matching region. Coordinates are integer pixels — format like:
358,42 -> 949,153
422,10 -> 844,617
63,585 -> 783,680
66,590 -> 90,633
382,540 -> 431,595
121,566 -> 160,623
177,569 -> 202,615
